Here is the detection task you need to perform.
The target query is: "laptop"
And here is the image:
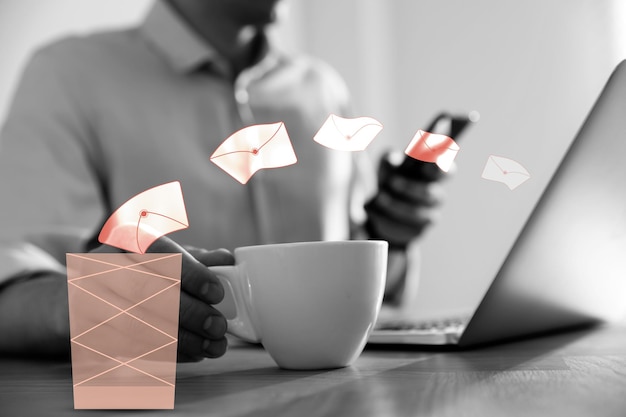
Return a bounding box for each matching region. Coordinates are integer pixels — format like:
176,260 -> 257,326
369,59 -> 626,347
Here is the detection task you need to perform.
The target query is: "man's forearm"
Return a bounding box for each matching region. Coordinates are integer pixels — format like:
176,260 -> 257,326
0,272 -> 70,357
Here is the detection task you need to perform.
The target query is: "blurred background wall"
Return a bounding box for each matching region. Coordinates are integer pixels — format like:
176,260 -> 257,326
285,0 -> 626,318
1,0 -> 625,318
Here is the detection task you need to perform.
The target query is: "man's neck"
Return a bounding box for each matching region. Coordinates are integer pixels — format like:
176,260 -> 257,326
167,1 -> 264,75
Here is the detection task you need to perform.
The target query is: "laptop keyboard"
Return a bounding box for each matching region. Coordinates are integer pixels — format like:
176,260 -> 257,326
374,316 -> 470,333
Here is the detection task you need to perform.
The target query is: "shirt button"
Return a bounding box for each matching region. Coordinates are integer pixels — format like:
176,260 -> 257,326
235,90 -> 249,104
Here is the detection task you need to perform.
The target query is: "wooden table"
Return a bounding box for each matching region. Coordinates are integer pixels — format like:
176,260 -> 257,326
1,324 -> 625,417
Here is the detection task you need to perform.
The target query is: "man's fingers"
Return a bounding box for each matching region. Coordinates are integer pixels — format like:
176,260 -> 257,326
365,188 -> 440,247
380,151 -> 449,182
177,275 -> 229,361
179,291 -> 227,340
92,236 -> 231,362
366,190 -> 440,229
381,176 -> 446,206
147,236 -> 227,305
185,246 -> 235,267
177,351 -> 204,363
178,328 -> 228,360
366,210 -> 429,248
89,244 -> 123,254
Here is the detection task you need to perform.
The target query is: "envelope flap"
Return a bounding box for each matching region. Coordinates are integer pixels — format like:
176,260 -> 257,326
210,121 -> 286,158
420,130 -> 460,152
313,114 -> 382,151
489,155 -> 530,175
330,114 -> 383,139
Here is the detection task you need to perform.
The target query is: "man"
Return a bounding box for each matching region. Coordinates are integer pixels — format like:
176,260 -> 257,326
0,0 -> 444,361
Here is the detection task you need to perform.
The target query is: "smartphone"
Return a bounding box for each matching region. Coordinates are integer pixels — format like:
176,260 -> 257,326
395,110 -> 479,180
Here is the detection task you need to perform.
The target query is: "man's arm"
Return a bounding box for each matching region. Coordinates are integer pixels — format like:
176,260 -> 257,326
0,238 -> 235,360
0,42 -> 108,279
0,273 -> 70,357
0,43 -> 107,356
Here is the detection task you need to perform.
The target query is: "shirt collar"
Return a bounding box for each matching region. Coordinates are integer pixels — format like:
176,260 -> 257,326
139,0 -> 226,74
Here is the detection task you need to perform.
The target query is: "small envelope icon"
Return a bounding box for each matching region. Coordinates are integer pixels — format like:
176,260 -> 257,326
481,155 -> 530,190
98,181 -> 189,254
404,130 -> 460,172
313,114 -> 383,151
210,121 -> 297,184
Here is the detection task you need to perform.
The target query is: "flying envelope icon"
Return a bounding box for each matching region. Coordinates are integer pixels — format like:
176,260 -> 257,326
210,121 -> 297,184
404,129 -> 460,172
98,181 -> 189,254
481,155 -> 530,190
313,114 -> 383,151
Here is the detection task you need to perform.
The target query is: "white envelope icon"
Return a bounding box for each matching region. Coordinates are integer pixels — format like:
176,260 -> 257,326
481,155 -> 530,190
313,114 -> 383,151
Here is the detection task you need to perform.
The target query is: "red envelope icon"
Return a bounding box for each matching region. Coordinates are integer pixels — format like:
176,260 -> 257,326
210,121 -> 297,184
98,181 -> 189,254
404,129 -> 460,172
481,155 -> 530,190
313,114 -> 383,151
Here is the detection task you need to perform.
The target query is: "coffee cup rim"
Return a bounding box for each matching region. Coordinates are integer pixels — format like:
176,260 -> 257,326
234,240 -> 388,254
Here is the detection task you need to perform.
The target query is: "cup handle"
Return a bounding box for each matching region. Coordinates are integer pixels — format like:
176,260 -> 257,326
210,265 -> 260,343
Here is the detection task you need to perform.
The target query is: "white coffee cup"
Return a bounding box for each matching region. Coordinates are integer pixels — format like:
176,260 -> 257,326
211,240 -> 388,370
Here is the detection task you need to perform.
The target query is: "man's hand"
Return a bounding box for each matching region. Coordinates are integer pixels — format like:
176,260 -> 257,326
364,151 -> 454,305
0,237 -> 234,360
0,270 -> 71,357
145,237 -> 234,362
365,151 -> 449,249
